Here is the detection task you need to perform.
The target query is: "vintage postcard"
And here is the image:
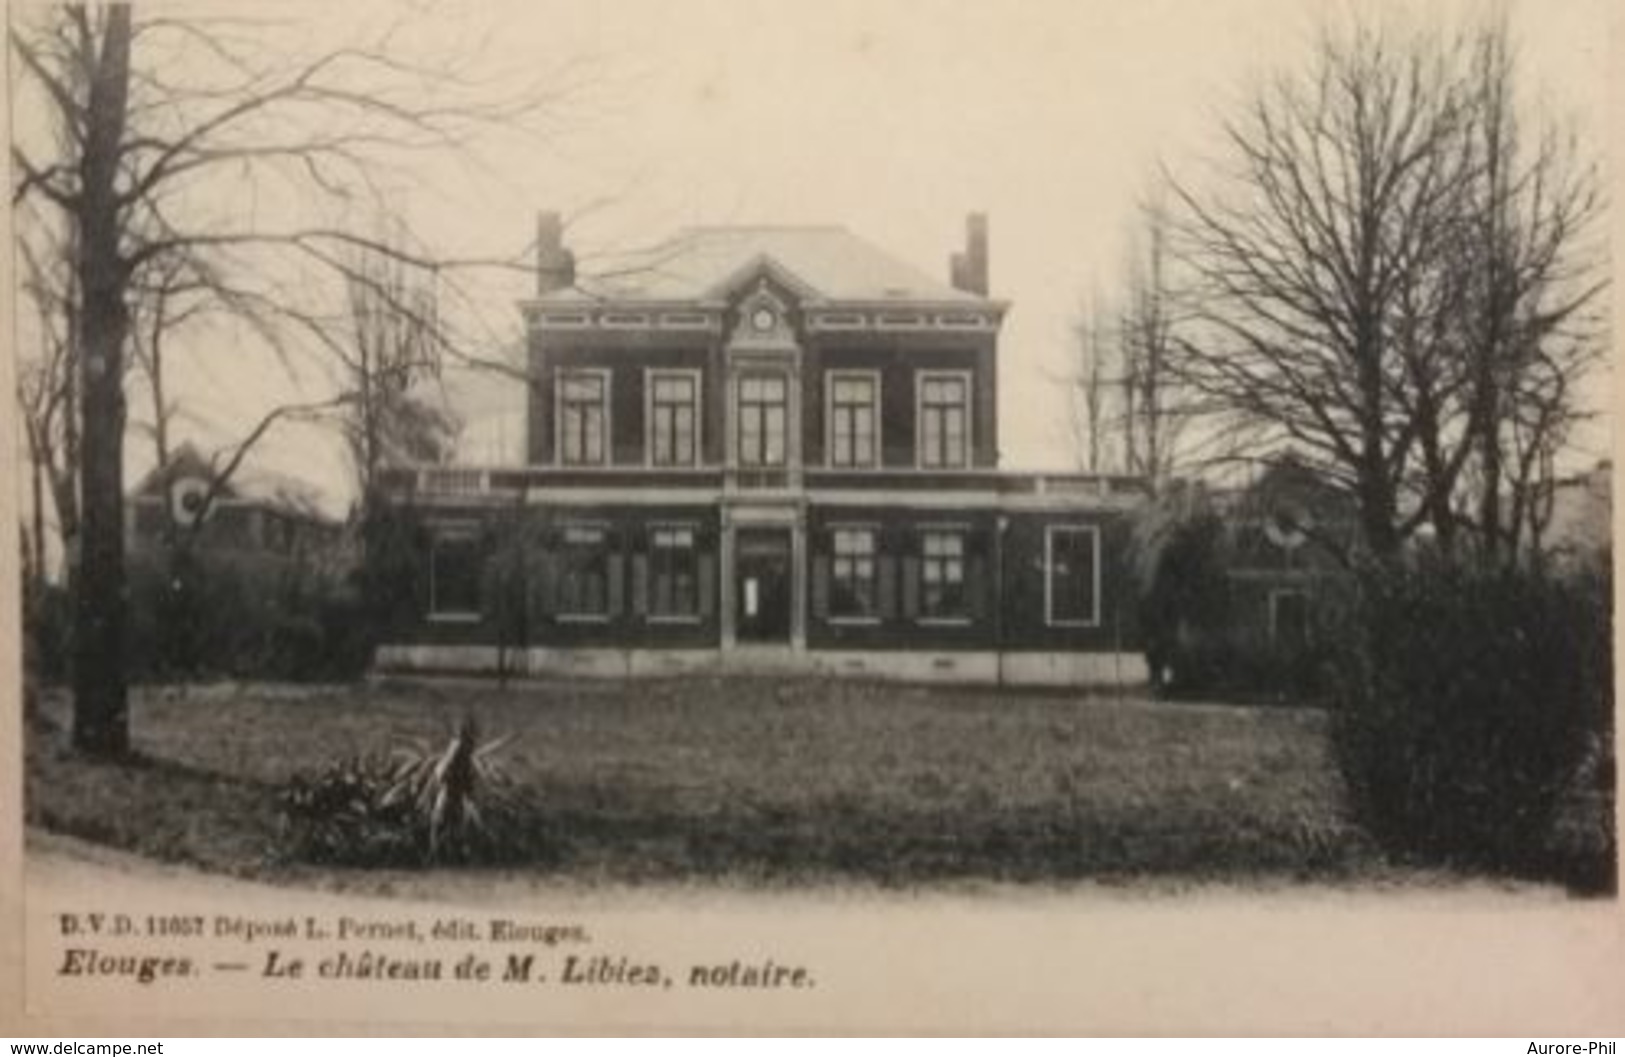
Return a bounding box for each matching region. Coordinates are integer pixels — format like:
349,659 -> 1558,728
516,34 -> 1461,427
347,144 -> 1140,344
2,0 -> 1622,1036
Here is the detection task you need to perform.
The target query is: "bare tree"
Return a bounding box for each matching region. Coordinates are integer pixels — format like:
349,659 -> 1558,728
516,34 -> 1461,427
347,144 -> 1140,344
11,3 -> 579,756
126,252 -> 367,557
1167,22 -> 1464,555
127,254 -> 208,545
1070,292 -> 1110,474
1166,13 -> 1604,562
1115,195 -> 1186,487
1071,194 -> 1189,487
15,214 -> 81,586
1453,21 -> 1604,562
343,229 -> 459,522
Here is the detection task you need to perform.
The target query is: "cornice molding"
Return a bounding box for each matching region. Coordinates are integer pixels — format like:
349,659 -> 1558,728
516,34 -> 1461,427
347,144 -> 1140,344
522,301 -> 1007,336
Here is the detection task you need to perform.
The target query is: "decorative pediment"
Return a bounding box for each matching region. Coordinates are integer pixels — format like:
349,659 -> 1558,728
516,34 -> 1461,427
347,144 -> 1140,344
726,278 -> 800,352
704,252 -> 822,304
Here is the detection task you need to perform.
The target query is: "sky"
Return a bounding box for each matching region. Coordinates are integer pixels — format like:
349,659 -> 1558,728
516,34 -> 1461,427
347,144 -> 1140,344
8,0 -> 1617,517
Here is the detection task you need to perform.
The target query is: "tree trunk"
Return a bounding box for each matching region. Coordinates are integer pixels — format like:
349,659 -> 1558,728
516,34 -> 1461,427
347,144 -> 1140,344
28,428 -> 47,587
70,6 -> 135,758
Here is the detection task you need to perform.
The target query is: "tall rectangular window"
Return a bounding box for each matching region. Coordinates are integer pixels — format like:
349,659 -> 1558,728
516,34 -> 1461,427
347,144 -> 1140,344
918,372 -> 970,468
737,374 -> 787,467
830,527 -> 878,620
1045,525 -> 1100,627
920,529 -> 966,620
429,531 -> 481,620
649,372 -> 699,466
649,526 -> 699,619
1270,588 -> 1309,648
557,524 -> 610,618
559,370 -> 608,465
827,372 -> 878,468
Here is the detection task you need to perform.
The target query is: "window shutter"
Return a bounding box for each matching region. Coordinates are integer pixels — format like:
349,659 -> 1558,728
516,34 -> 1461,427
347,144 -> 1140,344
878,556 -> 897,620
697,552 -> 716,617
631,553 -> 649,617
534,549 -> 558,621
902,555 -> 920,618
606,553 -> 625,618
966,553 -> 986,622
1084,531 -> 1100,621
517,542 -> 540,634
812,554 -> 830,619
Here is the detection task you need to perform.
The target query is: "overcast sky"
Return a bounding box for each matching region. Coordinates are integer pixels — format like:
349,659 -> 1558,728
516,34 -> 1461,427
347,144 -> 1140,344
13,0 -> 1615,516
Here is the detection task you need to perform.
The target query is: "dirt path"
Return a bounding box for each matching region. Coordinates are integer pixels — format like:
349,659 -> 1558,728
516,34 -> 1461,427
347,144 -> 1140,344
25,827 -> 1564,911
23,828 -> 1619,1035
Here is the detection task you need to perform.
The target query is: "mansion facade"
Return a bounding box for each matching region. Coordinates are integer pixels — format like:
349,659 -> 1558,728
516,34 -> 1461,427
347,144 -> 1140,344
374,214 -> 1148,686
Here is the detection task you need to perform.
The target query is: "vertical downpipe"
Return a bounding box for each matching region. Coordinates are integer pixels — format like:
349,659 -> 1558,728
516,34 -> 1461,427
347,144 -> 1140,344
517,499 -> 529,681
994,515 -> 1008,690
1113,603 -> 1123,706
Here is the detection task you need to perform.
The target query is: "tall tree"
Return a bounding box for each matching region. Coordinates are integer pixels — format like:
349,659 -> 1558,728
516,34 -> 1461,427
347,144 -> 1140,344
1453,21 -> 1603,562
343,231 -> 458,520
1165,15 -> 1601,559
1115,195 -> 1185,486
1071,194 -> 1189,486
1071,291 -> 1110,474
12,3 -> 575,756
15,213 -> 81,586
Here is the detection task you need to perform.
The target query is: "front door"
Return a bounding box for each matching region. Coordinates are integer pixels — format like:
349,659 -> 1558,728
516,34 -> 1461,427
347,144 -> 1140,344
735,528 -> 792,643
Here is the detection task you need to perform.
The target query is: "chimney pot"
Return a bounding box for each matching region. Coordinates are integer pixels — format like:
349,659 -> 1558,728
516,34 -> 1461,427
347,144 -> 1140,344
536,210 -> 575,294
951,212 -> 989,296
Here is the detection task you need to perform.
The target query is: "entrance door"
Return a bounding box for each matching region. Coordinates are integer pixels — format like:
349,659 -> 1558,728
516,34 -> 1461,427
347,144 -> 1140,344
735,528 -> 792,643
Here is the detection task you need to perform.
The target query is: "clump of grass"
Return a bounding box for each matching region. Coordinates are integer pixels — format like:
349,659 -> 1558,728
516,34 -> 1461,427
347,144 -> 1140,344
278,716 -> 548,867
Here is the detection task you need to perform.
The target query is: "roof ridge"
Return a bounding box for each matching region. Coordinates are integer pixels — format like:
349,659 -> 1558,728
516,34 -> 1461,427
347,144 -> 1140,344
674,223 -> 849,234
557,222 -> 983,305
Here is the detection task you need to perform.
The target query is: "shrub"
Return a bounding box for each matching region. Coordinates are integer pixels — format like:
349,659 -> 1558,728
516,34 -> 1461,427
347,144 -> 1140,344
1328,558 -> 1613,886
22,576 -> 72,685
1159,634 -> 1334,702
356,499 -> 430,641
1131,486 -> 1230,693
277,718 -> 546,867
125,545 -> 369,683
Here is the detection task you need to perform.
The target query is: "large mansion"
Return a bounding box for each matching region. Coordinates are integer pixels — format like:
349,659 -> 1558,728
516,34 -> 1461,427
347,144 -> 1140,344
374,214 -> 1148,685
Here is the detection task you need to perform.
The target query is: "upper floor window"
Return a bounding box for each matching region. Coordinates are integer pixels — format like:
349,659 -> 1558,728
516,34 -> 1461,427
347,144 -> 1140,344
919,529 -> 967,621
558,369 -> 609,466
1045,524 -> 1100,627
918,371 -> 970,469
827,371 -> 879,468
648,371 -> 699,466
830,526 -> 878,620
737,373 -> 787,467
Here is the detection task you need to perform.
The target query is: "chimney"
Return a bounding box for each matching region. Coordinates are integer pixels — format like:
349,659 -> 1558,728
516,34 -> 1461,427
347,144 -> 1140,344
536,210 -> 575,294
949,212 -> 989,296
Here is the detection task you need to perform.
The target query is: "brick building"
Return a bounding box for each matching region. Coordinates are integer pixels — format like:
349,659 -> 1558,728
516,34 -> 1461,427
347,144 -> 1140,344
374,214 -> 1148,685
128,442 -> 347,574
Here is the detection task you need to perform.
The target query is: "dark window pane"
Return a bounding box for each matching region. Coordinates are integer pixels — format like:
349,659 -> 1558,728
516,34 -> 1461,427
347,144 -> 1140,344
649,526 -> 700,618
559,526 -> 609,616
651,373 -> 698,466
920,375 -> 969,468
739,374 -> 788,467
920,530 -> 966,619
829,374 -> 878,468
431,534 -> 481,616
561,371 -> 608,465
1048,528 -> 1098,624
831,528 -> 878,618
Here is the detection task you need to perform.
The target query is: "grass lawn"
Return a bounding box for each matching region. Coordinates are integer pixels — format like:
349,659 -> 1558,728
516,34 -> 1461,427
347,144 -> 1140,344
26,677 -> 1387,889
